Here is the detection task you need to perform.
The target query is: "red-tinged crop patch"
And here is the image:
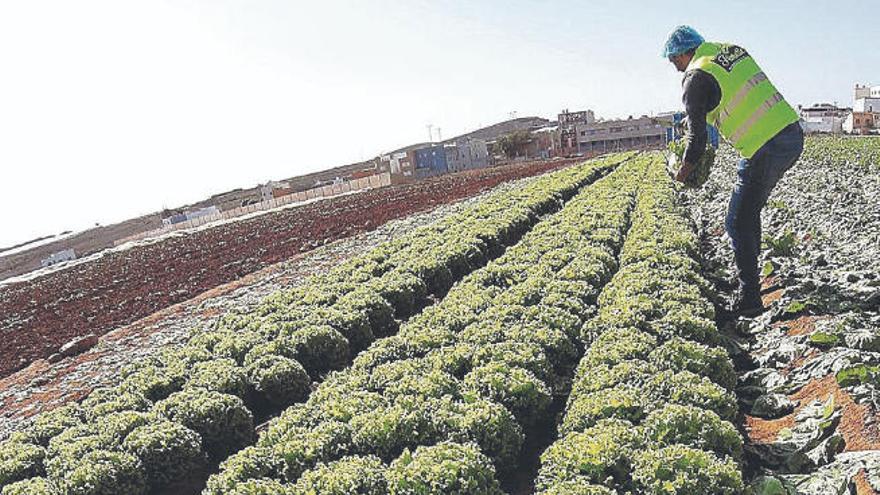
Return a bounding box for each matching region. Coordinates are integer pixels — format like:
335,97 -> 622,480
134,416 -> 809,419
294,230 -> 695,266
0,159 -> 578,378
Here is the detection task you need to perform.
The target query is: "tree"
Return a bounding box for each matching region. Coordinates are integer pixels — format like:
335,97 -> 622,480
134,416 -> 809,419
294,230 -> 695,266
496,130 -> 533,159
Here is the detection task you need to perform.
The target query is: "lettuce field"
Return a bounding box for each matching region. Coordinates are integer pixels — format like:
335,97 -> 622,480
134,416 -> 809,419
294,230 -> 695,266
1,138 -> 879,494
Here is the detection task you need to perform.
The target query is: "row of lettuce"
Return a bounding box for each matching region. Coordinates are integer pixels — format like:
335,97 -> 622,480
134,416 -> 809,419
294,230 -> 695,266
800,135 -> 880,168
0,154 -> 629,495
534,158 -> 744,494
198,155 -> 651,494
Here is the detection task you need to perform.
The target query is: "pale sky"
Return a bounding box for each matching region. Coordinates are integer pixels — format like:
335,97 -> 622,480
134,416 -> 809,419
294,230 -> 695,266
0,0 -> 875,249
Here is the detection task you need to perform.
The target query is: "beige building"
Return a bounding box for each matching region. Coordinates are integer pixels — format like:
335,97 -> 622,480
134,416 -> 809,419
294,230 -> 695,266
574,116 -> 667,155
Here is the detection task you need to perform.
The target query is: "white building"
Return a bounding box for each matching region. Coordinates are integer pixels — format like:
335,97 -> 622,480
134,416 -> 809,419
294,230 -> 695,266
846,84 -> 880,134
854,98 -> 880,113
379,151 -> 415,178
41,249 -> 76,268
798,103 -> 848,134
853,84 -> 880,113
854,84 -> 880,99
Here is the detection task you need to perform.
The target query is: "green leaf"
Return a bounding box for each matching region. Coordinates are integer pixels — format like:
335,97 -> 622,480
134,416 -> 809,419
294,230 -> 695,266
836,364 -> 880,387
783,300 -> 808,317
764,231 -> 798,257
820,394 -> 835,420
808,332 -> 840,349
761,261 -> 775,278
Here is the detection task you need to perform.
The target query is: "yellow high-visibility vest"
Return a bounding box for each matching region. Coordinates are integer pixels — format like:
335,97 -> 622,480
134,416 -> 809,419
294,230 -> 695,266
687,42 -> 799,159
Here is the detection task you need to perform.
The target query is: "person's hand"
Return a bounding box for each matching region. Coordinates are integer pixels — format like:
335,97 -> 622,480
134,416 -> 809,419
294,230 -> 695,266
675,161 -> 695,183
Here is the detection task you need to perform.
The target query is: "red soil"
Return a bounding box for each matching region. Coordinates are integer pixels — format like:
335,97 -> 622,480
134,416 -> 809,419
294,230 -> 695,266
854,470 -> 879,495
761,275 -> 780,290
762,288 -> 785,306
0,255 -> 309,423
778,315 -> 830,337
744,414 -> 796,445
745,375 -> 880,452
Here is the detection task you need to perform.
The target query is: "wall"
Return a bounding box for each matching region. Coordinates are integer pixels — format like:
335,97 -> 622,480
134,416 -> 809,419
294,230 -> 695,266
414,146 -> 448,176
801,115 -> 845,134
575,117 -> 668,153
443,140 -> 489,173
855,98 -> 880,113
113,172 -> 392,246
558,109 -> 595,126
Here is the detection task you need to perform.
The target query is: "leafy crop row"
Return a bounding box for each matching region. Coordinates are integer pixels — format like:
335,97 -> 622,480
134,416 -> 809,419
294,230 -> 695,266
202,155 -> 652,494
0,155 -> 629,495
800,135 -> 880,168
535,155 -> 744,494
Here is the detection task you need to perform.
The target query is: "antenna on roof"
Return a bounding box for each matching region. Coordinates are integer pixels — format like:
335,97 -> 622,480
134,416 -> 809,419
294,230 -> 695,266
426,124 -> 433,143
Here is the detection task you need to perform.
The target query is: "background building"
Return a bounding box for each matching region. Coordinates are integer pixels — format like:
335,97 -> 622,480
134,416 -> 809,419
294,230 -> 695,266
574,115 -> 667,155
379,150 -> 416,183
854,99 -> 880,113
40,248 -> 76,268
557,109 -> 596,156
798,103 -> 849,134
843,84 -> 880,134
445,139 -> 489,173
843,112 -> 877,135
413,145 -> 449,178
162,206 -> 221,226
524,125 -> 558,159
558,109 -> 595,126
854,84 -> 880,112
260,181 -> 292,202
854,84 -> 880,99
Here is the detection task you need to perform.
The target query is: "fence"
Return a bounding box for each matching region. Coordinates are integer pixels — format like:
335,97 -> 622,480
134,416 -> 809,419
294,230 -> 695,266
114,172 -> 392,247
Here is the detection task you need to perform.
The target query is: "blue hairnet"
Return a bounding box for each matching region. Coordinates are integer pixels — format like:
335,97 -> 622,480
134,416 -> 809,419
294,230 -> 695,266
662,25 -> 705,58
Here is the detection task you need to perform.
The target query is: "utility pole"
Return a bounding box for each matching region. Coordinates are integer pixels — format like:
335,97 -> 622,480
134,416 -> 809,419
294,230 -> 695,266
436,127 -> 442,142
426,124 -> 434,143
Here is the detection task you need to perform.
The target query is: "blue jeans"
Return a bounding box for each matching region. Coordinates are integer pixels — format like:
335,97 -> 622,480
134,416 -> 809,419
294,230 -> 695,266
725,122 -> 804,293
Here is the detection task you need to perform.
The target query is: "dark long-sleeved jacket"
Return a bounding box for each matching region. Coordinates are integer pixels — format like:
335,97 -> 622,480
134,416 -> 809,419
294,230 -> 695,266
682,69 -> 721,165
